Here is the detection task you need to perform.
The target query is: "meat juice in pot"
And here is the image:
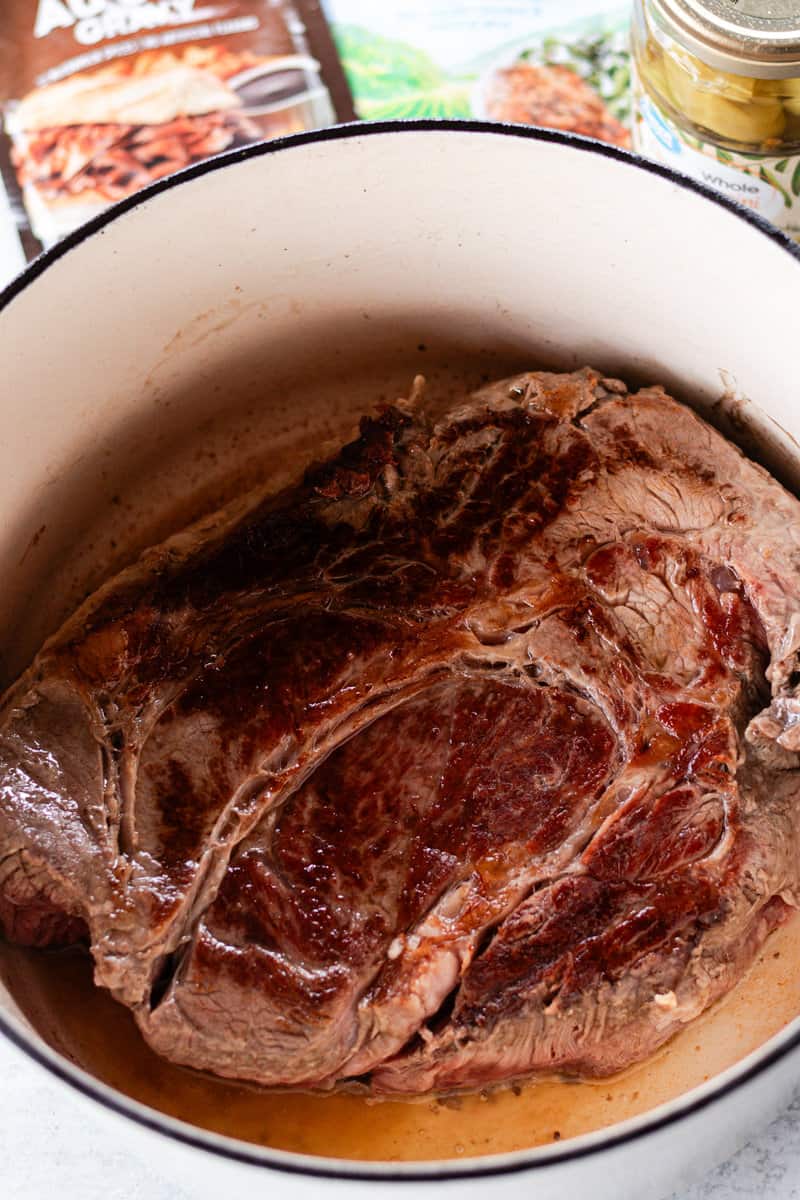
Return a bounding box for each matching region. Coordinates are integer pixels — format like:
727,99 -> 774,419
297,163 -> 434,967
2,339 -> 799,1160
3,920 -> 799,1160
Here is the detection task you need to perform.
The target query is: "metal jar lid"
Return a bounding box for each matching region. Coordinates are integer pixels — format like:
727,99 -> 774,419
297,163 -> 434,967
647,0 -> 800,77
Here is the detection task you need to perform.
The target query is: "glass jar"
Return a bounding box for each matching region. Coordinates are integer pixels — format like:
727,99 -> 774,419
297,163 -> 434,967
631,0 -> 800,239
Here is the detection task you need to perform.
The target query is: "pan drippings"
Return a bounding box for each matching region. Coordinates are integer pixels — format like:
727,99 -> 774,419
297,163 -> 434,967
2,917 -> 798,1161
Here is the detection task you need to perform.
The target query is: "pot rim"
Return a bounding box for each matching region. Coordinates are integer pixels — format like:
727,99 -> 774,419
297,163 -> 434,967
1,118 -> 799,1182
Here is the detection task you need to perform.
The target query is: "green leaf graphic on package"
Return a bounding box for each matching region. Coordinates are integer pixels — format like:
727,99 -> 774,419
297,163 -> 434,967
332,26 -> 472,119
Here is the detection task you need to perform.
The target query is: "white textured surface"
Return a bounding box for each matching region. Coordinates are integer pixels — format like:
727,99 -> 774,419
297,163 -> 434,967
0,1033 -> 798,1200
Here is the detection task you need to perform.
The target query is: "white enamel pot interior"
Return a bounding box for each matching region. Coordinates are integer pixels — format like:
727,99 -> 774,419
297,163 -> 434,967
1,122 -> 800,1200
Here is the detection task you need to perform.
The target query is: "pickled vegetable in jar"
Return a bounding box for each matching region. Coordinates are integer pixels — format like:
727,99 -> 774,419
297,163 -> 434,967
631,0 -> 800,239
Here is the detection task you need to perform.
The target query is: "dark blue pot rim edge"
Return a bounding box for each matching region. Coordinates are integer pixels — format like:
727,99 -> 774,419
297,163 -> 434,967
1,117 -> 798,315
1,118 -> 799,1183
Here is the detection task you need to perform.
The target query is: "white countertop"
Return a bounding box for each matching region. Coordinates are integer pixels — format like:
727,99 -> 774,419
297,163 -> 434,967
1,1032 -> 798,1200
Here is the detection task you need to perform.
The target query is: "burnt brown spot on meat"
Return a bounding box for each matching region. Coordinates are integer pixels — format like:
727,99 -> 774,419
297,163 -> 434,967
145,758 -> 213,872
306,409 -> 412,500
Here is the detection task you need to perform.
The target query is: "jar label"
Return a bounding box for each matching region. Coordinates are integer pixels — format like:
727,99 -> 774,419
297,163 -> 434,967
631,72 -> 800,240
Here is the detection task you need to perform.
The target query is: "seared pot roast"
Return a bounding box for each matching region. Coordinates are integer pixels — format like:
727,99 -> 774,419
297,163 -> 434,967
2,369 -> 799,1093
